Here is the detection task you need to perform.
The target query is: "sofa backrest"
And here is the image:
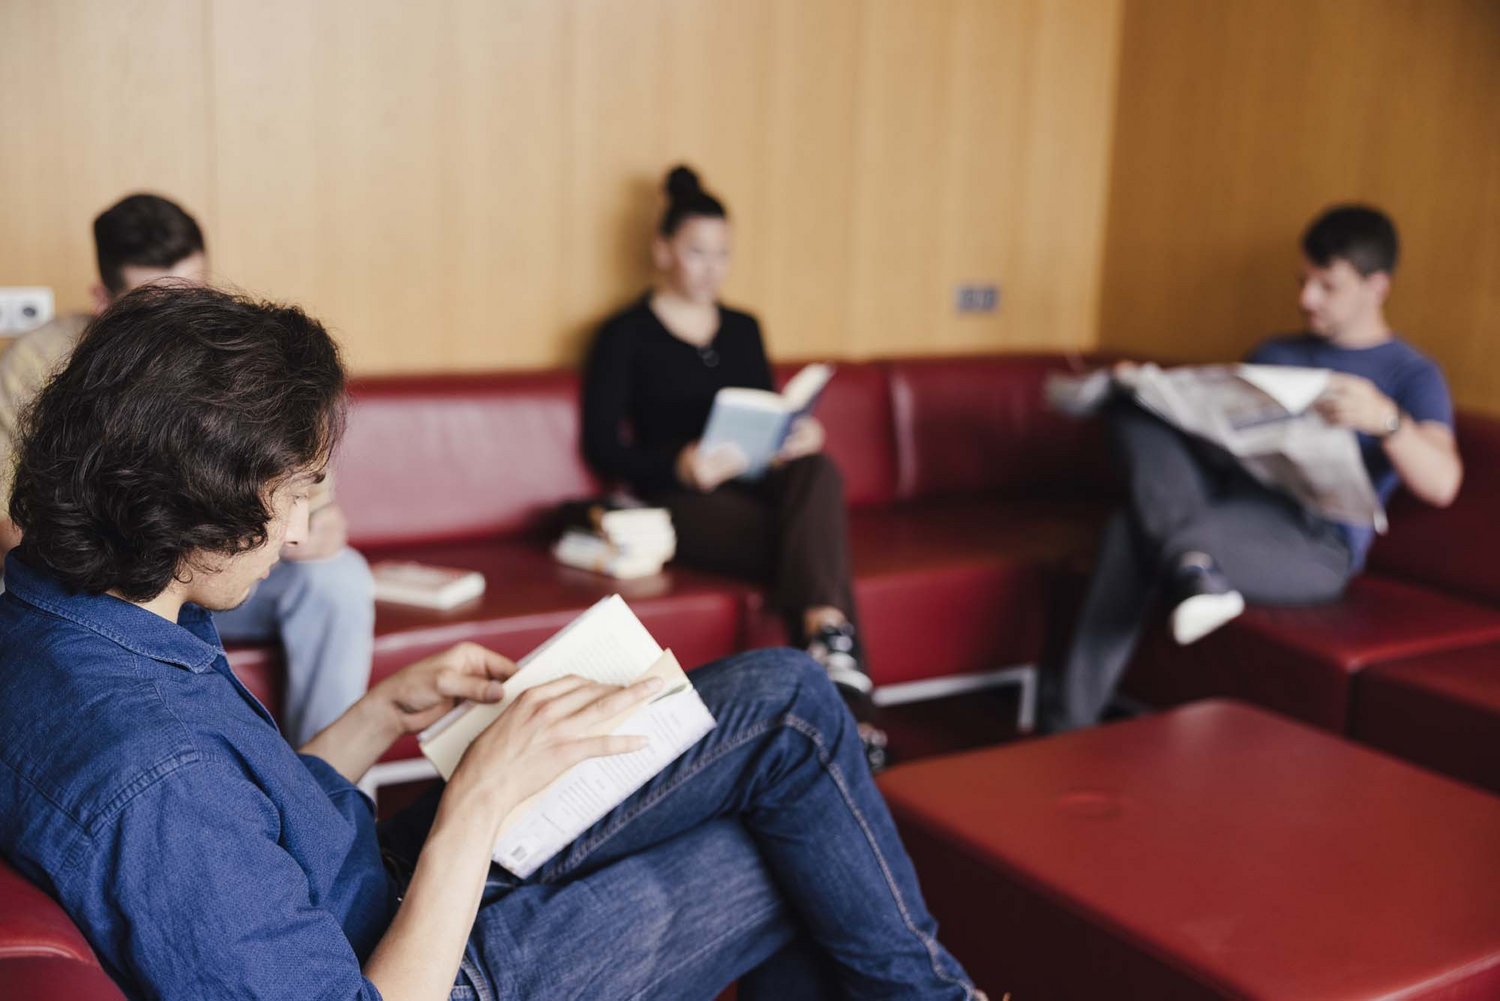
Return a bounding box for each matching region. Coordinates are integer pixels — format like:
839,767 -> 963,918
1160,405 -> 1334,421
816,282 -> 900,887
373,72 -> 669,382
886,354 -> 1115,502
336,353 -> 1119,547
1368,412 -> 1500,607
773,361 -> 898,508
338,372 -> 599,548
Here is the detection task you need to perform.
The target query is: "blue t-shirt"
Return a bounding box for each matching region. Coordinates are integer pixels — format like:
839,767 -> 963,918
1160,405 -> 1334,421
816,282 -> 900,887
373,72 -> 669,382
1246,333 -> 1454,566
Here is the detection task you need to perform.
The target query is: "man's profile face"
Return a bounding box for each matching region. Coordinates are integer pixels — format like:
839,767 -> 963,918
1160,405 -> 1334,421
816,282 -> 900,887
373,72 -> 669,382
180,469 -> 319,612
1297,256 -> 1387,340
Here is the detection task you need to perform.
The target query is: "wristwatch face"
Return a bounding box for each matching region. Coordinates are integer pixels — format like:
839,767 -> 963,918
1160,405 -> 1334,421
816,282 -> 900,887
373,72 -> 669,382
1384,411 -> 1403,436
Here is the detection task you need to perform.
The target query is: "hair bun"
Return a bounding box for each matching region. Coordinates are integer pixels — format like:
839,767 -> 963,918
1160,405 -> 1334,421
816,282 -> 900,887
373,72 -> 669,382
665,165 -> 702,202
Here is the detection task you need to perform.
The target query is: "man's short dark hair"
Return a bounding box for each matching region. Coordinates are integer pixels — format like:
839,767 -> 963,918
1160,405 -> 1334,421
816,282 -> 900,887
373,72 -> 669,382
94,193 -> 206,295
9,284 -> 346,602
1301,204 -> 1399,277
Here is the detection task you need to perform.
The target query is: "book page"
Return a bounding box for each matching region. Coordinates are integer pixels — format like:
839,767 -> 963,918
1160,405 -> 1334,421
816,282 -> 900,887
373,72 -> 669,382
419,594 -> 662,779
491,650 -> 716,877
780,362 -> 834,414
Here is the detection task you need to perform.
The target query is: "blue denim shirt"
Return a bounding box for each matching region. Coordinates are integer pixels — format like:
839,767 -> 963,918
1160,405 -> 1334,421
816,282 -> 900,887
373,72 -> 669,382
0,554 -> 395,1000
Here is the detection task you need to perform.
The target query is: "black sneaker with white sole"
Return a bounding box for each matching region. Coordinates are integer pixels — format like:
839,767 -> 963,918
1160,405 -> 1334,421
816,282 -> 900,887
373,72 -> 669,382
1168,556 -> 1245,646
806,622 -> 889,773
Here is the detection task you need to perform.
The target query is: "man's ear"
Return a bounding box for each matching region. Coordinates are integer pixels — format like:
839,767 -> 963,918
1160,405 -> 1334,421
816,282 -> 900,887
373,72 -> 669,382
89,283 -> 112,316
1366,270 -> 1392,306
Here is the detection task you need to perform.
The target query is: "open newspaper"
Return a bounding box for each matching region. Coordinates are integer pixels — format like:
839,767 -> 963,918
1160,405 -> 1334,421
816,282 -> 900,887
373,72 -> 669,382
418,595 -> 716,877
1048,364 -> 1385,531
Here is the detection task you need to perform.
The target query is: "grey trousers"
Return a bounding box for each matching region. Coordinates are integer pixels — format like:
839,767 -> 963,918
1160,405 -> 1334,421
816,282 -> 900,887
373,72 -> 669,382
1045,403 -> 1354,731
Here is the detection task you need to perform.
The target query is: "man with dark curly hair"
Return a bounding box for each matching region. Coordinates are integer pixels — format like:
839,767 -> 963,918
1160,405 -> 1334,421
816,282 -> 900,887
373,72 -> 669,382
0,284 -> 981,1000
0,192 -> 374,744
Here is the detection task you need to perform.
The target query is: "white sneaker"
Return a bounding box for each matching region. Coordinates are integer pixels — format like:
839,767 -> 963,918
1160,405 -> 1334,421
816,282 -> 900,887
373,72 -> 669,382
1171,588 -> 1244,645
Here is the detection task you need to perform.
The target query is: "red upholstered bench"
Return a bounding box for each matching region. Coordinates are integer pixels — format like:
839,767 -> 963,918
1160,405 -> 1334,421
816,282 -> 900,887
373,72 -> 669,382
880,700 -> 1500,1000
1352,643 -> 1500,795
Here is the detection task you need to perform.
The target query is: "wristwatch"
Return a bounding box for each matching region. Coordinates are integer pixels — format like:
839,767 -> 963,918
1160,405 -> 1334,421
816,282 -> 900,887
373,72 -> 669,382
1378,408 -> 1404,439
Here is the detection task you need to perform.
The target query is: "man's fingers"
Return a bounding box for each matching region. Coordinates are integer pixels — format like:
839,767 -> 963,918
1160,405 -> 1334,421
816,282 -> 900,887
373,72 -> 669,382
584,676 -> 664,721
437,671 -> 504,704
476,648 -> 518,681
565,733 -> 651,764
512,675 -> 592,717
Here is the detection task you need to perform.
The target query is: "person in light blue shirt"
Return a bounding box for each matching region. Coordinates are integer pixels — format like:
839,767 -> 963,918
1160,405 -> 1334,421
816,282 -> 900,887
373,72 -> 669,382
0,283 -> 981,1001
1044,205 -> 1463,732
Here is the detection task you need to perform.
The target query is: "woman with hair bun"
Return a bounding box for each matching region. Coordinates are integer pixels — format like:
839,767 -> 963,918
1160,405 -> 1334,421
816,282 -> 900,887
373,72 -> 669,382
584,165 -> 888,771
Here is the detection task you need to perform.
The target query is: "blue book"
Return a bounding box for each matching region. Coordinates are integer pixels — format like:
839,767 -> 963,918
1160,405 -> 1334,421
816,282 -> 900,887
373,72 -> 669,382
699,363 -> 835,479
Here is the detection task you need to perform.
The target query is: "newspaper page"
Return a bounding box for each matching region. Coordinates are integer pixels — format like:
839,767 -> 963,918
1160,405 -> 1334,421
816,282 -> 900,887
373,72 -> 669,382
1048,364 -> 1385,531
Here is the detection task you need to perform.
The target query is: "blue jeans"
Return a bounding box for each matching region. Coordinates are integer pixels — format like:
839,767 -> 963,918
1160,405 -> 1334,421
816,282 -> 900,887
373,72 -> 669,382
445,648 -> 977,1000
215,547 -> 376,745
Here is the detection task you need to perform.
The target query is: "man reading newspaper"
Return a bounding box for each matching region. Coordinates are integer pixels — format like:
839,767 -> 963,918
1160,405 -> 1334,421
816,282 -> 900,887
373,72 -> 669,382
1044,205 -> 1462,732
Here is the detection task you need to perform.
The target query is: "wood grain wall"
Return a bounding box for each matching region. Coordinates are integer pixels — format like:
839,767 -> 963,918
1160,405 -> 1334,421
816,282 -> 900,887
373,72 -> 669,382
0,0 -> 1123,373
1099,0 -> 1500,414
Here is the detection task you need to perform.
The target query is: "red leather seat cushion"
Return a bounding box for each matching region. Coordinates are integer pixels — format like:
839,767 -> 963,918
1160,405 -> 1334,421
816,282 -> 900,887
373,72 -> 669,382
0,858 -> 95,964
887,354 -> 1115,502
1352,644 -> 1500,794
1369,413 -> 1500,607
0,957 -> 124,1001
880,701 -> 1500,1001
773,361 -> 897,507
337,372 -> 600,549
1121,574 -> 1500,730
744,499 -> 1109,685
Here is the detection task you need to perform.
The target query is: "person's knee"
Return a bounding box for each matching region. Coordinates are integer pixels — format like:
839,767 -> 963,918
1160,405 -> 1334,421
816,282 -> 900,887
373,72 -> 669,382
702,647 -> 841,717
802,452 -> 842,487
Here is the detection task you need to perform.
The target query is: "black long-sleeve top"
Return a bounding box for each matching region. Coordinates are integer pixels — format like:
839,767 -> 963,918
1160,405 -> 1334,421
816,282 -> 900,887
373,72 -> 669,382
583,295 -> 774,493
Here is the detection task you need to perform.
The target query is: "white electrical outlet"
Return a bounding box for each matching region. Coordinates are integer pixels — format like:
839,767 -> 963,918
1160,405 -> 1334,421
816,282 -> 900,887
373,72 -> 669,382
0,287 -> 55,335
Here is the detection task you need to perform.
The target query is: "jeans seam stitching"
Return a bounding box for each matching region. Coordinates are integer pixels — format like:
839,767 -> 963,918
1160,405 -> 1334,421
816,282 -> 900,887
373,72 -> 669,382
781,715 -> 974,998
545,708 -> 974,998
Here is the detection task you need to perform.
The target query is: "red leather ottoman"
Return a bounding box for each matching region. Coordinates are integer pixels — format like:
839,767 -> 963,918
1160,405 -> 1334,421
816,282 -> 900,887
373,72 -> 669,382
1352,644 -> 1500,795
880,700 -> 1500,1000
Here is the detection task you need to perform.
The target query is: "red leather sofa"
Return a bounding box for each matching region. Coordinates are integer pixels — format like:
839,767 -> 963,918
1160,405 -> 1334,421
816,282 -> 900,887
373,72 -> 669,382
5,352 -> 1498,997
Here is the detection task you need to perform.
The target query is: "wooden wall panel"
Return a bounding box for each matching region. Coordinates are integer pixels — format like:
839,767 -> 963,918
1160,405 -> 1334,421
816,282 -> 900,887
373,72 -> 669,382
0,0 -> 213,311
1099,0 -> 1500,414
1,0 -> 1124,373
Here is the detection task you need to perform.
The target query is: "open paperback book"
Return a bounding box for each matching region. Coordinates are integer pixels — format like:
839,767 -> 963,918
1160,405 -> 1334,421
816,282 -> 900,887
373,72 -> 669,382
417,595 -> 716,877
699,363 -> 834,480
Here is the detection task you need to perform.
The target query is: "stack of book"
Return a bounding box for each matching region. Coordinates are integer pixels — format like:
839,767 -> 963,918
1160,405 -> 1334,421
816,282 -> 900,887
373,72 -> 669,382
553,500 -> 676,580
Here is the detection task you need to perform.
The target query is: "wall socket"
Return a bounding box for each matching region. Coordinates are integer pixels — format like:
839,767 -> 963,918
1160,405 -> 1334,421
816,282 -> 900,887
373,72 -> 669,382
0,287 -> 55,335
955,283 -> 999,314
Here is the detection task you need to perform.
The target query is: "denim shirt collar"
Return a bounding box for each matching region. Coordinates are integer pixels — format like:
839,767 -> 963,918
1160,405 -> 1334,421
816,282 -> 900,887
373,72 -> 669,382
3,553 -> 222,672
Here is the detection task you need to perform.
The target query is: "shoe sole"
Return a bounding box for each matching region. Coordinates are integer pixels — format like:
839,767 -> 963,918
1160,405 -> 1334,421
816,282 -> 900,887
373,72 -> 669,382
1171,590 -> 1245,646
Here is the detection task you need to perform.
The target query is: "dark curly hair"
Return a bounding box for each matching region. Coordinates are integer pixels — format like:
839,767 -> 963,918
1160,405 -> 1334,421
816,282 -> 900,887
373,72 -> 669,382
9,283 -> 346,602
